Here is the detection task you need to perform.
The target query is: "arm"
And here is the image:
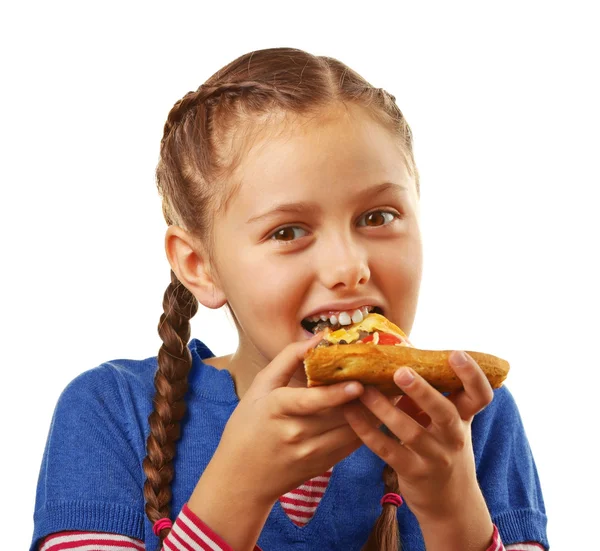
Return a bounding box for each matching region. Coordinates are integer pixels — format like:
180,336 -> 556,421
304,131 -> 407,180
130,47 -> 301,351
30,366 -> 147,551
417,483 -> 495,551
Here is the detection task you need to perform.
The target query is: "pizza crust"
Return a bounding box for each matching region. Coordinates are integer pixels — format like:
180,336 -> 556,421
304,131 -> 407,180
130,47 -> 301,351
304,344 -> 510,395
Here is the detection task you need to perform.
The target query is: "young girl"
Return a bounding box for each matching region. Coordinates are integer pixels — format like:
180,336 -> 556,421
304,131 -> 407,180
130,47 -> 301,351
30,47 -> 548,551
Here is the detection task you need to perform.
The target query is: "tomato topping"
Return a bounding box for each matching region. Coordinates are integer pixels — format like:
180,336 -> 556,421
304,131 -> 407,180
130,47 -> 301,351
362,332 -> 402,345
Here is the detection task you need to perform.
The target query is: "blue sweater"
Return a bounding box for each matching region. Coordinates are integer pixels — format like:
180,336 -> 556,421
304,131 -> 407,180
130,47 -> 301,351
30,338 -> 549,551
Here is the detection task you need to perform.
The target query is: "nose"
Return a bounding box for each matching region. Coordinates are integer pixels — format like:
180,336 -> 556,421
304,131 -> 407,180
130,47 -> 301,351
317,234 -> 371,291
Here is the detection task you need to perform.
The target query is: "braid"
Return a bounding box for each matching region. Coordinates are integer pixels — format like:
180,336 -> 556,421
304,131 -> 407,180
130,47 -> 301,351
160,80 -> 293,147
142,269 -> 198,549
361,463 -> 402,551
161,89 -> 205,145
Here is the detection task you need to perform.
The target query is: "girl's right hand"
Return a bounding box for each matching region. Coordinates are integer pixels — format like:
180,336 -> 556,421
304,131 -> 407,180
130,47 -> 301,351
210,333 -> 367,506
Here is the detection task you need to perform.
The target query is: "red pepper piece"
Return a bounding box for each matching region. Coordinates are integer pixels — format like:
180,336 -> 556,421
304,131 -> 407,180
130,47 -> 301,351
361,332 -> 402,345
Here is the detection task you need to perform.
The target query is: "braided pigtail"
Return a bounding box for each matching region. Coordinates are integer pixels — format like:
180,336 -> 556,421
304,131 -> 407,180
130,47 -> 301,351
142,269 -> 198,548
361,464 -> 402,551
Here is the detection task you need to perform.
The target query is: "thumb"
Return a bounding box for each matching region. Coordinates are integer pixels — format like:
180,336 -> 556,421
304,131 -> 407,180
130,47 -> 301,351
256,332 -> 324,392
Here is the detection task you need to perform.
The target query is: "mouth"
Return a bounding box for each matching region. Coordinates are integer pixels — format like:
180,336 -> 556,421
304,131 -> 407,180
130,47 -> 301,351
301,305 -> 384,334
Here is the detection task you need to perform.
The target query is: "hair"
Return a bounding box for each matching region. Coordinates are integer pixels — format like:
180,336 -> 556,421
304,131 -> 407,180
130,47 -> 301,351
142,47 -> 419,551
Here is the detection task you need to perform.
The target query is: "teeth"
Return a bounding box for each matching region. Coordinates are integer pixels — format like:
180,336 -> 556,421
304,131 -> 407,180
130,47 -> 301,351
338,312 -> 352,325
304,306 -> 377,327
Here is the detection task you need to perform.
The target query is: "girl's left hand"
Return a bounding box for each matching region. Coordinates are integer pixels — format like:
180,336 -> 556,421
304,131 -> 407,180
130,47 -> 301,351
343,350 -> 494,522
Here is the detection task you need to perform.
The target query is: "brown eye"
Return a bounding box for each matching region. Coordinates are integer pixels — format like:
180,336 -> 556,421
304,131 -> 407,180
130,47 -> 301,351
270,226 -> 308,242
358,211 -> 397,227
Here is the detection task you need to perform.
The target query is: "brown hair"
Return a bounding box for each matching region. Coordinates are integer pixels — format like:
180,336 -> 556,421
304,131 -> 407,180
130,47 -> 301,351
142,47 -> 419,550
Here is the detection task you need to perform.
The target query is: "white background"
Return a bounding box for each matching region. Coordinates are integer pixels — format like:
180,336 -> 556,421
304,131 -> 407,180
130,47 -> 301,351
2,1 -> 598,549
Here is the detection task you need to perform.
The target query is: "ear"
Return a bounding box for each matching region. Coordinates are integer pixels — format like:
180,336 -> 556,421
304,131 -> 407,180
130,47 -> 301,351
164,226 -> 227,309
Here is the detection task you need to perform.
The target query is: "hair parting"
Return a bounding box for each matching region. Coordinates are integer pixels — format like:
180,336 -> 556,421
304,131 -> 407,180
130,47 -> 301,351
144,46 -> 418,550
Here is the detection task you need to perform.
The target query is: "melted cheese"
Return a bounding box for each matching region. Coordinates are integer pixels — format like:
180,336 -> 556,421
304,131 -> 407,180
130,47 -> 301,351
324,313 -> 408,344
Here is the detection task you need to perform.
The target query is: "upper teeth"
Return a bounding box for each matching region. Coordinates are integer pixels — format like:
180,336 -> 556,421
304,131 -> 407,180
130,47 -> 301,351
305,305 -> 375,326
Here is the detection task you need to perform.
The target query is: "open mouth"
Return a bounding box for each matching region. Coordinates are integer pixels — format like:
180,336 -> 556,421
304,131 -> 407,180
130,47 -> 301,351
301,306 -> 384,334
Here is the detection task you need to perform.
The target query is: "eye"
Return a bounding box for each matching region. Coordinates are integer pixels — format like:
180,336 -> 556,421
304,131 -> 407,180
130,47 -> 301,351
357,210 -> 399,227
269,226 -> 309,243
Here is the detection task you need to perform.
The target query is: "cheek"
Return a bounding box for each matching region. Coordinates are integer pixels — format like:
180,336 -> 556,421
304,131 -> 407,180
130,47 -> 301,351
227,261 -> 311,362
382,240 -> 423,332
374,238 -> 423,303
227,255 -> 310,323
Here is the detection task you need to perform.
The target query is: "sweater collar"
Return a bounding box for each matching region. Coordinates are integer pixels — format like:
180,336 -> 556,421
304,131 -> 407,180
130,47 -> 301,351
188,338 -> 239,404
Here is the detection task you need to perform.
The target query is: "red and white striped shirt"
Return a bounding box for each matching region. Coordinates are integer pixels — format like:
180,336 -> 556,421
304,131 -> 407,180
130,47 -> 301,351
278,468 -> 332,526
38,470 -> 546,551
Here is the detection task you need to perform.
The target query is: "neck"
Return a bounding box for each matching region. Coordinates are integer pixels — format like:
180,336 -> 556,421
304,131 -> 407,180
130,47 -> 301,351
225,349 -> 263,399
206,340 -> 308,399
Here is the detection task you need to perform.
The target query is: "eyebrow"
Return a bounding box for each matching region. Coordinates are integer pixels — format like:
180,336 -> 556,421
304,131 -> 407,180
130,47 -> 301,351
246,182 -> 407,224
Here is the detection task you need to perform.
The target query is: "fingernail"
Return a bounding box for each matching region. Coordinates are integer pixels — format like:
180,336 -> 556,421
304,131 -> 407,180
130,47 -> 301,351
396,368 -> 415,387
450,350 -> 469,367
344,382 -> 361,395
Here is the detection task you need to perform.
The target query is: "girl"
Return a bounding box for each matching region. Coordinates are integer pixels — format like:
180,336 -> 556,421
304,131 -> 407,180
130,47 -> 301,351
31,47 -> 548,551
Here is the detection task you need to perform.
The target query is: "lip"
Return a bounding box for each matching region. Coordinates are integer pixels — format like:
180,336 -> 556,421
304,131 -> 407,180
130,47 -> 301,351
303,327 -> 316,339
301,299 -> 384,321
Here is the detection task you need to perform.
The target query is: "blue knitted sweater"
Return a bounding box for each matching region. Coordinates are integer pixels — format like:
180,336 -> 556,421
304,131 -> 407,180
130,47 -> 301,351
30,338 -> 549,550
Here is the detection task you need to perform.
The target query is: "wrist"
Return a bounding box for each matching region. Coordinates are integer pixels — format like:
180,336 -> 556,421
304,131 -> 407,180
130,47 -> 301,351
188,452 -> 275,551
208,444 -> 278,507
415,487 -> 494,551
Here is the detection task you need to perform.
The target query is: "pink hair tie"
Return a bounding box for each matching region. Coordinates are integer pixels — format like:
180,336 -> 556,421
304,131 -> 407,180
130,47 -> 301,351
153,517 -> 173,536
380,492 -> 403,507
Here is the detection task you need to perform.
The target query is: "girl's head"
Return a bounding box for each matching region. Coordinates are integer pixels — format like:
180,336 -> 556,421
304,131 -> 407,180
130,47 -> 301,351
144,47 -> 422,551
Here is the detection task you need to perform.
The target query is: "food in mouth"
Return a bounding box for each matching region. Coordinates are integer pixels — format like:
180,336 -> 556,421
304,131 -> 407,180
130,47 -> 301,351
303,312 -> 510,395
301,304 -> 378,329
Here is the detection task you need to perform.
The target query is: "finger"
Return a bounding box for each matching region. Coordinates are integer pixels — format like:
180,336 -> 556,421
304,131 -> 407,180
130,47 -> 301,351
354,401 -> 386,429
273,381 -> 364,416
300,423 -> 364,464
343,401 -> 411,466
396,395 -> 432,427
254,332 -> 324,393
273,409 -> 356,446
357,386 -> 443,459
392,368 -> 462,435
312,401 -> 382,430
446,351 -> 495,420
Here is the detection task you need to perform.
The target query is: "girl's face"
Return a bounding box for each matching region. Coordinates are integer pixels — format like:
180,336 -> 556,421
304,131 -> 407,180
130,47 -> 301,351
211,104 -> 423,367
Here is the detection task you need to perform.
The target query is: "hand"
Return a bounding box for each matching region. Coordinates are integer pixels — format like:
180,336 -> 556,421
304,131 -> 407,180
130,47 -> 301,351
343,350 -> 495,521
210,333 -> 368,506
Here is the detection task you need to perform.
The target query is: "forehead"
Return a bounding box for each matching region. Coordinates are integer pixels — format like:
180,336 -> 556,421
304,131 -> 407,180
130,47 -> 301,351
225,104 -> 417,218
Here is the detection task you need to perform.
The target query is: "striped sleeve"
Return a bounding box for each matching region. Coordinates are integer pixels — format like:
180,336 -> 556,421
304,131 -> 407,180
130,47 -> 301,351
38,513 -> 545,551
39,531 -> 144,550
162,503 -> 262,550
38,503 -> 262,551
505,544 -> 546,550
485,524 -> 547,551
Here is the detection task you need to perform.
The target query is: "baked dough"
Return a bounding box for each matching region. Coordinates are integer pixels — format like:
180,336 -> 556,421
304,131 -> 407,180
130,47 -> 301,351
304,344 -> 510,395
